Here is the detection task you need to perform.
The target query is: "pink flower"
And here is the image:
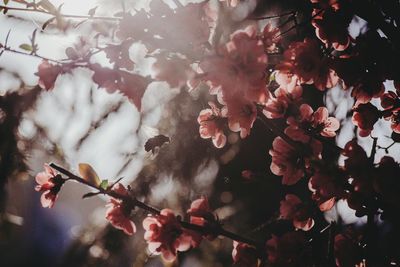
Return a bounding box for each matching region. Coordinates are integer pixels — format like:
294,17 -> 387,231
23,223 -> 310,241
232,241 -> 259,267
143,209 -> 201,262
197,102 -> 227,148
187,197 -> 218,240
262,23 -> 281,53
352,103 -> 381,137
279,194 -> 314,231
105,183 -> 136,235
269,131 -> 322,185
263,85 -> 303,119
199,25 -> 268,103
35,164 -> 65,208
224,96 -> 257,138
287,104 -> 340,138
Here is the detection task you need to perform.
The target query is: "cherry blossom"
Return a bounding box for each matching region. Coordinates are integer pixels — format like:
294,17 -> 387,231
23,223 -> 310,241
197,102 -> 227,148
309,171 -> 342,211
35,60 -> 63,90
269,132 -> 322,185
105,183 -> 136,235
143,209 -> 201,262
263,84 -> 303,119
199,25 -> 268,103
279,194 -> 314,231
352,103 -> 381,137
35,164 -> 65,208
261,23 -> 281,53
287,104 -> 340,138
187,197 -> 219,240
311,0 -> 351,51
380,90 -> 400,133
224,96 -> 257,138
232,241 -> 259,267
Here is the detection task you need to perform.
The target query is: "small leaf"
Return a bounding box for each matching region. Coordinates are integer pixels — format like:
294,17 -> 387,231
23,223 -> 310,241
19,43 -> 33,51
88,6 -> 98,17
4,0 -> 9,5
82,192 -> 100,199
100,179 -> 109,190
78,163 -> 101,186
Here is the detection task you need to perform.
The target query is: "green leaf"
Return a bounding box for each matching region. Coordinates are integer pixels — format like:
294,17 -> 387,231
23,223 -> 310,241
100,179 -> 109,190
78,163 -> 101,186
19,44 -> 33,51
4,0 -> 9,5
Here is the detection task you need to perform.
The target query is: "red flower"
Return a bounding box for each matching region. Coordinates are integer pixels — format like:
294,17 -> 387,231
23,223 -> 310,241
35,60 -> 63,90
187,197 -> 218,240
232,241 -> 259,267
380,91 -> 400,133
143,209 -> 201,262
352,103 -> 381,137
311,0 -> 351,51
197,102 -> 227,148
309,171 -> 342,211
105,183 -> 136,235
279,194 -> 314,231
35,164 -> 65,208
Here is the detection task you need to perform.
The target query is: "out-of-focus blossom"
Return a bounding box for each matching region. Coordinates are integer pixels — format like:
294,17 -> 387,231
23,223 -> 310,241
262,23 -> 281,53
35,164 -> 65,208
152,55 -> 195,88
279,194 -> 314,231
199,25 -> 268,103
266,231 -> 309,266
143,209 -> 201,262
105,183 -> 136,235
197,102 -> 227,148
232,241 -> 259,267
278,39 -> 339,90
35,60 -> 63,90
187,197 -> 219,240
352,103 -> 381,137
220,0 -> 239,7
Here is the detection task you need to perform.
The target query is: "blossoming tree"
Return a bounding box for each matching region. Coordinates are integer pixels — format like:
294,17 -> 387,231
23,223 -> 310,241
1,0 -> 400,266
